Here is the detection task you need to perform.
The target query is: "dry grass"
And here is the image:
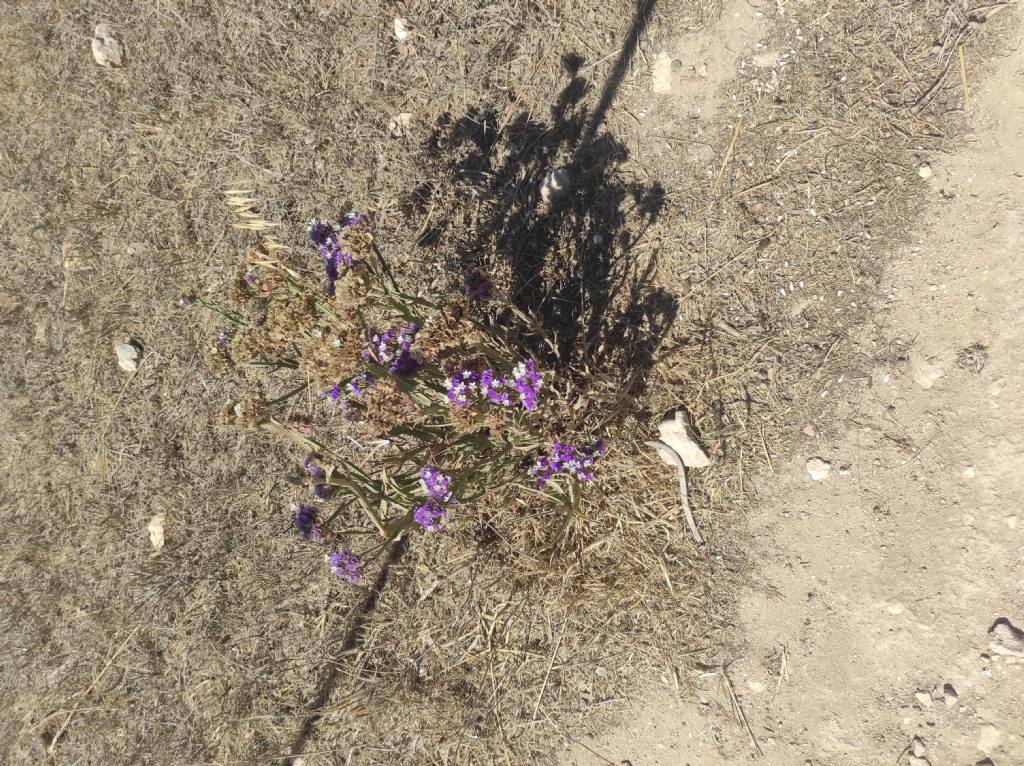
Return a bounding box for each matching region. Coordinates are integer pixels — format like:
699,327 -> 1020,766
0,0 -> 1013,763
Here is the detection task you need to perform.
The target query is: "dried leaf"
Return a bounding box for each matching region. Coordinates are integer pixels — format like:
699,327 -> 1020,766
657,411 -> 710,468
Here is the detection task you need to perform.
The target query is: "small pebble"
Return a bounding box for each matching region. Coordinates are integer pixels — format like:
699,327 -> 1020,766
802,424 -> 817,437
908,757 -> 930,766
914,692 -> 933,708
918,162 -> 933,179
911,736 -> 927,757
806,457 -> 831,481
988,617 -> 1024,656
942,682 -> 958,706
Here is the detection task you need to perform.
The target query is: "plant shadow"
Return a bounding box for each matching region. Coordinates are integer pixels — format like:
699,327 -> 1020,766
418,43 -> 675,398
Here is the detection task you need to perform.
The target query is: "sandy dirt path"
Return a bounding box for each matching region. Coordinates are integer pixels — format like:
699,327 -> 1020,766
563,10 -> 1024,766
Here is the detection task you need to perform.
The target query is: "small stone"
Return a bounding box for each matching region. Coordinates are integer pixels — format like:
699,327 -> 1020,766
746,680 -> 767,693
388,112 -> 413,138
540,168 -> 571,203
114,338 -> 143,373
908,757 -> 930,766
977,724 -> 1001,752
915,692 -> 933,708
942,683 -> 958,706
918,163 -> 933,179
911,736 -> 927,757
696,62 -> 709,78
802,424 -> 817,437
92,23 -> 123,67
910,354 -> 945,389
988,617 -> 1024,656
393,17 -> 412,41
838,464 -> 851,477
806,457 -> 831,481
651,51 -> 674,94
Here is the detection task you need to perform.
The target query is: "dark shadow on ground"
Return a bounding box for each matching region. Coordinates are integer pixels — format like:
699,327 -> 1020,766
412,0 -> 673,395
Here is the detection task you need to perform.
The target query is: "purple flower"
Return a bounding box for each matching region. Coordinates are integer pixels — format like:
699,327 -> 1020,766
413,499 -> 447,532
216,330 -> 231,350
419,466 -> 455,502
311,484 -> 330,500
294,503 -> 324,542
479,369 -> 513,406
328,549 -> 363,584
445,369 -> 480,406
341,212 -> 367,228
531,438 -> 607,487
308,218 -> 335,247
363,323 -> 419,376
512,360 -> 542,410
303,453 -> 325,480
463,269 -> 493,301
329,384 -> 343,401
348,372 -> 374,397
321,242 -> 354,297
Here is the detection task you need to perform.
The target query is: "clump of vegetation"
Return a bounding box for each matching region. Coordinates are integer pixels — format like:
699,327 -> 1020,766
203,207 -> 608,580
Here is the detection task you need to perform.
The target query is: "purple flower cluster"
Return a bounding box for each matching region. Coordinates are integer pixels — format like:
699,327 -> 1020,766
511,360 -> 542,411
445,369 -> 481,406
531,439 -> 608,487
413,465 -> 458,532
363,323 -> 419,376
445,360 -> 543,411
294,503 -> 324,541
302,453 -> 325,480
309,216 -> 367,296
348,372 -> 374,397
327,549 -> 363,584
412,499 -> 446,532
419,465 -> 454,502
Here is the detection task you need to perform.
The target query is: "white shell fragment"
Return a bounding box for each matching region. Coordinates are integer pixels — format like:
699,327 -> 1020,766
388,112 -> 413,137
148,513 -> 166,552
393,17 -> 412,42
114,338 -> 142,373
92,23 -> 123,67
656,411 -> 710,468
805,457 -> 832,481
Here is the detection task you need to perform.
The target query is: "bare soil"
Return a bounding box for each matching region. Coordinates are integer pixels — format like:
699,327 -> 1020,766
564,8 -> 1024,766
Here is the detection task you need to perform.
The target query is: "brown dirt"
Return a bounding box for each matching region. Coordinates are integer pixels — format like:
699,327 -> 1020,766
2,0 -> 1017,764
563,7 -> 1024,766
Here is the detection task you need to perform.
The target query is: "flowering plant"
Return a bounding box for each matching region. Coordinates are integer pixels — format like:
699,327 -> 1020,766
202,202 -> 606,583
